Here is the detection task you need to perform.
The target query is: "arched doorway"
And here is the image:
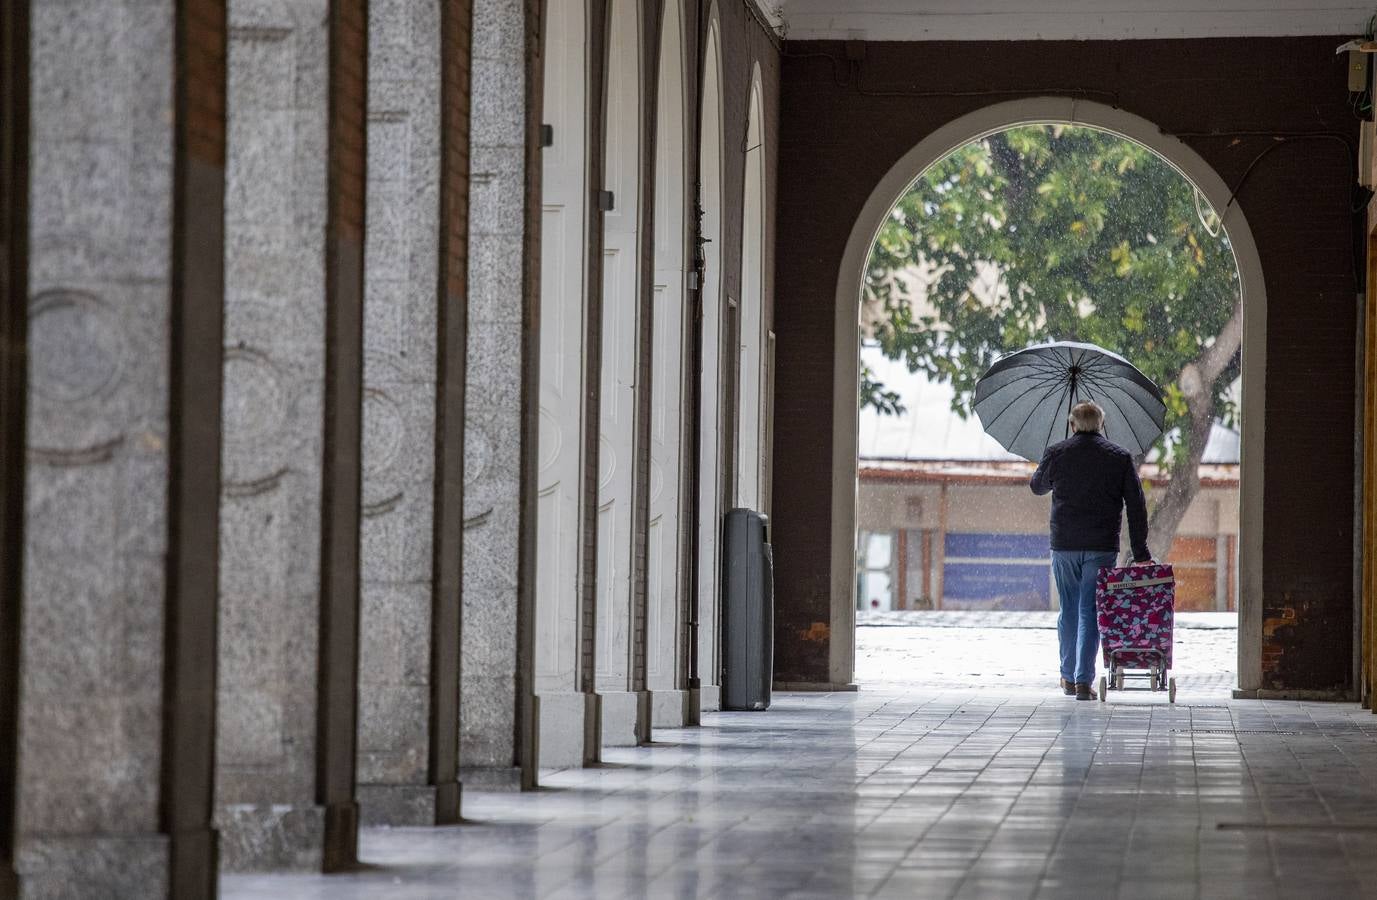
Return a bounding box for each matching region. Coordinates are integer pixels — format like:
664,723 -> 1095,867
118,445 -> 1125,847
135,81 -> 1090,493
595,0 -> 643,744
648,0 -> 691,727
695,6 -> 725,712
735,64 -> 767,512
534,0 -> 589,767
831,98 -> 1267,691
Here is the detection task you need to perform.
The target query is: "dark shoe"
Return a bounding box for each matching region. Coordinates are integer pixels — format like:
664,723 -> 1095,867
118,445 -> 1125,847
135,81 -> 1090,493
1060,677 -> 1075,696
1075,682 -> 1096,701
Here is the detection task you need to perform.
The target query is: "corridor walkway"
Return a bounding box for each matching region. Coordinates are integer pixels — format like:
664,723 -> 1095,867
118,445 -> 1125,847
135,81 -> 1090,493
223,684 -> 1377,898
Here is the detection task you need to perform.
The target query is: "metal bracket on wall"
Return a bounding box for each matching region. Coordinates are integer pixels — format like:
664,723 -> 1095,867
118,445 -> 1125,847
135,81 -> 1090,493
540,124 -> 554,147
597,189 -> 614,211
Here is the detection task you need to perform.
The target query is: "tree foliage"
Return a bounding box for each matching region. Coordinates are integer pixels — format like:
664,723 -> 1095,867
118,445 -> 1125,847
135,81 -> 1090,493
865,124 -> 1240,460
864,124 -> 1242,556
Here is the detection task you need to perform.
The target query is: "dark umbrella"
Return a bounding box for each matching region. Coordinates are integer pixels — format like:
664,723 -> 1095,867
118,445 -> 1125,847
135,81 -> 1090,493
973,341 -> 1167,462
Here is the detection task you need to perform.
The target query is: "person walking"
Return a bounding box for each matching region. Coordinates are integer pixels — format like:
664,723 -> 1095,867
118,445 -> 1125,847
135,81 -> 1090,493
1030,401 -> 1152,700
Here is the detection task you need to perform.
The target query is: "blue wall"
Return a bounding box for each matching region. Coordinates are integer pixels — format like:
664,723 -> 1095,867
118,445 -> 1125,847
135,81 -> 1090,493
943,532 -> 1050,610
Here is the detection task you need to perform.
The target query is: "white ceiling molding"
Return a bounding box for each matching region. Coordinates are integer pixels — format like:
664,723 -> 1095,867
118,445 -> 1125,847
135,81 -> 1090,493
774,1 -> 1373,40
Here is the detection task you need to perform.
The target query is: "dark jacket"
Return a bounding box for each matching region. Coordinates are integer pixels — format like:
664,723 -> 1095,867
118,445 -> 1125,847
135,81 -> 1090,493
1029,430 -> 1151,562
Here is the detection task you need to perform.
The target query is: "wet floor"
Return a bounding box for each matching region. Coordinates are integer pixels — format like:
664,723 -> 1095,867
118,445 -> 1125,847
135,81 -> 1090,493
224,615 -> 1377,899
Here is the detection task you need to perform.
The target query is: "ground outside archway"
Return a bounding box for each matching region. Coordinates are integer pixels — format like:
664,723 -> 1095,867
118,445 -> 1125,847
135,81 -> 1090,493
830,97 -> 1268,692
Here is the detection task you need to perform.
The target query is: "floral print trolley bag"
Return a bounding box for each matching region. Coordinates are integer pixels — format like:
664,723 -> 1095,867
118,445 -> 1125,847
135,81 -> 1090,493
1094,563 -> 1177,703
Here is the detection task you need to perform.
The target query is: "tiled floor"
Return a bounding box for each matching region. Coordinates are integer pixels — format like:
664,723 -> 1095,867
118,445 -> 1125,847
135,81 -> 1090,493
223,622 -> 1377,899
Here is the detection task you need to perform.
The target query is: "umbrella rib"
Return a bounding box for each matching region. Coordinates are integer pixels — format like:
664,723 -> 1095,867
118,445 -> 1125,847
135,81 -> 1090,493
1096,382 -> 1163,450
977,369 -> 1071,406
977,362 -> 1071,399
1083,377 -> 1161,451
980,368 -> 1070,432
1043,383 -> 1066,451
1080,369 -> 1164,424
1006,377 -> 1073,455
986,357 -> 1066,382
1082,352 -> 1159,394
977,364 -> 1063,398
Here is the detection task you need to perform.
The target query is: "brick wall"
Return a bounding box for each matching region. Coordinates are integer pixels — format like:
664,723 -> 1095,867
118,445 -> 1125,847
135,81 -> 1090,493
772,36 -> 1360,691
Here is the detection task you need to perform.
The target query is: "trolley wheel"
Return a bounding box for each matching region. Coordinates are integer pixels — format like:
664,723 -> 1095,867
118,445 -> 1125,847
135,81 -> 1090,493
1168,677 -> 1177,704
1098,676 -> 1107,702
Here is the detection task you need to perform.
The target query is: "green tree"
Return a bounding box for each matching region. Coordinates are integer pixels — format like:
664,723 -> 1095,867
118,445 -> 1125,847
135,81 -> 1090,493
864,124 -> 1241,561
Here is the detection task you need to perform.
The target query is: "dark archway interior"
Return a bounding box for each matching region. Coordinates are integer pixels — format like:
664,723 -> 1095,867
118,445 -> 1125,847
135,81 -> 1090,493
772,36 -> 1359,693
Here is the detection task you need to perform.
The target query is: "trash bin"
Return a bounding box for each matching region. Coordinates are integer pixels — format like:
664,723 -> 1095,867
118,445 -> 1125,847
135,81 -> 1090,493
721,508 -> 773,711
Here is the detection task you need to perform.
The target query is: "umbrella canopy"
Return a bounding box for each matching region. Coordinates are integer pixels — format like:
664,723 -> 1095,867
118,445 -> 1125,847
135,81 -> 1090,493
973,341 -> 1167,461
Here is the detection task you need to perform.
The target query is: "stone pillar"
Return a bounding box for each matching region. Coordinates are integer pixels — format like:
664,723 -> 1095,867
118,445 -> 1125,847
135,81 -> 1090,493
355,0 -> 470,827
216,0 -> 366,871
15,0 -> 226,895
462,0 -> 537,790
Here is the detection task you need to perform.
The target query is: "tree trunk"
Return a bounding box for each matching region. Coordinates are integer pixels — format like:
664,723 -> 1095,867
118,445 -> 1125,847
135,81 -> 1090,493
1145,398 -> 1213,560
1142,296 -> 1244,563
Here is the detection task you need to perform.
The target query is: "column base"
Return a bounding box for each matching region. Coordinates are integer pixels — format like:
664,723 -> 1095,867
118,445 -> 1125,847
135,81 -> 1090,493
16,834 -> 169,898
651,689 -> 691,728
535,690 -> 593,770
458,766 -> 522,791
321,800 -> 358,873
434,780 -> 462,824
357,784 -> 441,828
169,825 -> 219,899
597,690 -> 641,747
215,803 -> 327,872
697,684 -> 722,713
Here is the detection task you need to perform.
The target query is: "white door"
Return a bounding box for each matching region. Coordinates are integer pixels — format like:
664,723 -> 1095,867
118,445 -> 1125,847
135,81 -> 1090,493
736,72 -> 766,511
596,0 -> 640,691
647,0 -> 687,697
535,0 -> 586,695
696,16 -> 725,705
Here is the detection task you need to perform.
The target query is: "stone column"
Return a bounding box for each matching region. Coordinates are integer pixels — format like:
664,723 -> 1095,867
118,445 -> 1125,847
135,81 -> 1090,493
355,0 -> 469,827
15,0 -> 226,895
461,0 -> 537,790
216,0 -> 366,871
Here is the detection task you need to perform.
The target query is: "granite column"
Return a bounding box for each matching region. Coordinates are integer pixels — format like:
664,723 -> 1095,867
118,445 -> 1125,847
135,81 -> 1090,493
215,0 -> 367,871
15,0 -> 226,894
355,0 -> 472,827
461,0 -> 539,790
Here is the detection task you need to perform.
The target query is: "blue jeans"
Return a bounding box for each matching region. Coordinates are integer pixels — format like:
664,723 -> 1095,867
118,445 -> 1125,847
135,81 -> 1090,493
1052,550 -> 1118,685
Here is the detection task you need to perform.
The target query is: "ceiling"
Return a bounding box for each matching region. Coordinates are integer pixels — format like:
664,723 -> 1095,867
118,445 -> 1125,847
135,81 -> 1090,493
765,1 -> 1373,41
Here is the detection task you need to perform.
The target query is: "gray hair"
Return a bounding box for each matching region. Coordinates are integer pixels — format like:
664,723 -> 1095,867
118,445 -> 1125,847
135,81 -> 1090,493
1069,401 -> 1105,434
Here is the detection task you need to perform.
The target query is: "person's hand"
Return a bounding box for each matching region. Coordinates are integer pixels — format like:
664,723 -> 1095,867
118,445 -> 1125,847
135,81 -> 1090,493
1133,558 -> 1157,566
